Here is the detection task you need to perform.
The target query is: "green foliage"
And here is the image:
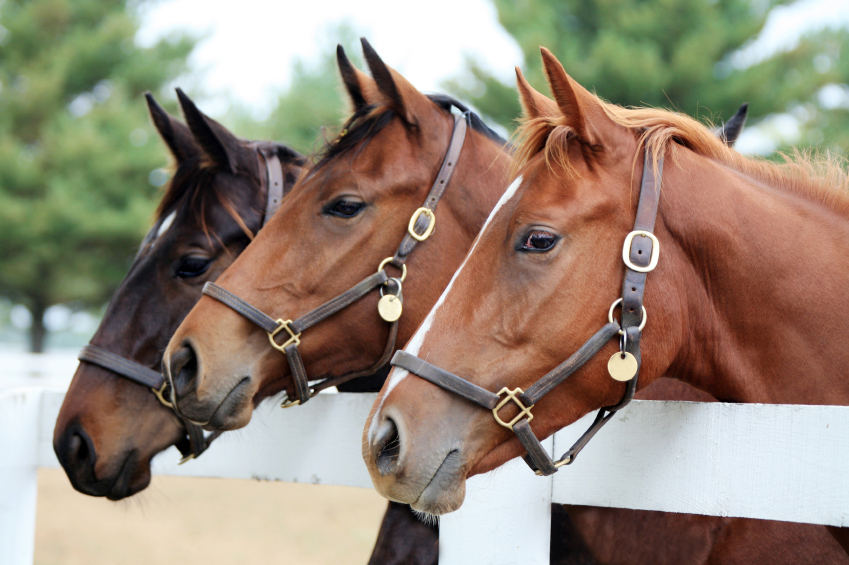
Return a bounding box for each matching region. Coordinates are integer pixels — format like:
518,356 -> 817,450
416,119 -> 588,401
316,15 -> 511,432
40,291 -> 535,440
445,0 -> 849,152
0,0 -> 195,351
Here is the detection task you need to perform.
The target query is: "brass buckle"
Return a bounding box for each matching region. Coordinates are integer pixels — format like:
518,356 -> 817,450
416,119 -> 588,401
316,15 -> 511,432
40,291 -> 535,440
622,230 -> 659,273
407,207 -> 436,242
268,319 -> 300,353
280,397 -> 301,409
534,457 -> 571,476
492,387 -> 534,430
151,380 -> 174,409
377,257 -> 407,282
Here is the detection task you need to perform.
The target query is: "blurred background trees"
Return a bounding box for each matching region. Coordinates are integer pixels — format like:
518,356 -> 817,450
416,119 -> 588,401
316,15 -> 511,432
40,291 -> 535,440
0,0 -> 194,351
446,0 -> 849,153
0,0 -> 847,352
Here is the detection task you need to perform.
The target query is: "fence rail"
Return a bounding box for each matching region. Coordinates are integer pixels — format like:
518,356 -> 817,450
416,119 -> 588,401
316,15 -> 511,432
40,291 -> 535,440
2,387 -> 848,564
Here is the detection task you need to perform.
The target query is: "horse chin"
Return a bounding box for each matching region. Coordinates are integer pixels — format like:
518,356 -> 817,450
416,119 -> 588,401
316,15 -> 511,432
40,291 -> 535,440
408,450 -> 468,516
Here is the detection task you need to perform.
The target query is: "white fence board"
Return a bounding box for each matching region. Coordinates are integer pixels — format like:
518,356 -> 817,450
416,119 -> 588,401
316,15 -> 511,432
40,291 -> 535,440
551,399 -> 849,527
11,388 -> 849,565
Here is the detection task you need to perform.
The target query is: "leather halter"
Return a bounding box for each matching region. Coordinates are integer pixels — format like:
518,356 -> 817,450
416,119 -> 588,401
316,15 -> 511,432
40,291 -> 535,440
391,150 -> 663,476
76,146 -> 289,462
201,112 -> 470,408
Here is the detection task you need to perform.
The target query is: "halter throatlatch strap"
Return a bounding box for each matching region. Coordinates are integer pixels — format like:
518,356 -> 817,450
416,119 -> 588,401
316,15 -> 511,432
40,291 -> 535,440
77,345 -> 218,461
74,145 -> 286,463
200,111 -> 470,408
391,149 -> 663,476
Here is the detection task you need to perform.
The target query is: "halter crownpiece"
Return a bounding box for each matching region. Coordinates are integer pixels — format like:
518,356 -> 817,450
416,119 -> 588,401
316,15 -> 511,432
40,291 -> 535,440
76,145 -> 287,462
201,112 -> 470,408
391,149 -> 663,476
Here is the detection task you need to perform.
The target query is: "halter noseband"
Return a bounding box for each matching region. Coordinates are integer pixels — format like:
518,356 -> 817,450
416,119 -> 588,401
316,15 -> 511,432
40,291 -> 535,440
77,145 -> 288,462
391,150 -> 662,476
201,112 -> 470,409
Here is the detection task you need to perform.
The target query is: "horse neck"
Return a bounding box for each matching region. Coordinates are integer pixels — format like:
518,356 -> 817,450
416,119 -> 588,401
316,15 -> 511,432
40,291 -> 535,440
659,149 -> 849,405
440,129 -> 512,241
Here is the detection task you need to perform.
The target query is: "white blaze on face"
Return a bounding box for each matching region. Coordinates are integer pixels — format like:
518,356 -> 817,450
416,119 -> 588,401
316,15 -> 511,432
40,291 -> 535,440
370,176 -> 525,434
155,211 -> 177,240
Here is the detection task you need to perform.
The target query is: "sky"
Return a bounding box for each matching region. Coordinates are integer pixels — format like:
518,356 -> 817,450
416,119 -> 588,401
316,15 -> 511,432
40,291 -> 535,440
134,0 -> 849,153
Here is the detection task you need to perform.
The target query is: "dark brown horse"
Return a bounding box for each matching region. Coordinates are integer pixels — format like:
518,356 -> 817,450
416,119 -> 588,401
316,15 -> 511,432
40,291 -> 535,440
52,91 -> 443,565
363,48 -> 848,562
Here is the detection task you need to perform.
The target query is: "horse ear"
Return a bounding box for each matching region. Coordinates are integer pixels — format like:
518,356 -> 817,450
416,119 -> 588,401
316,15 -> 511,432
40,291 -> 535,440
360,37 -> 430,125
337,45 -> 369,111
175,88 -> 255,174
540,47 -> 615,147
712,103 -> 748,147
515,67 -> 559,119
145,92 -> 199,163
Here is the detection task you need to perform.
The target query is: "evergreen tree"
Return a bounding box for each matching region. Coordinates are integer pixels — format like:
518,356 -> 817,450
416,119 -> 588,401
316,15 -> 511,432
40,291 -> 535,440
445,0 -> 849,152
0,0 -> 195,351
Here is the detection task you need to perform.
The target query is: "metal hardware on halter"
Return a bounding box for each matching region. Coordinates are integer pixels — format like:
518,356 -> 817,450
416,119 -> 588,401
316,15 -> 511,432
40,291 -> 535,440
608,298 -> 647,335
378,257 -> 407,282
492,387 -> 534,430
151,380 -> 174,409
408,207 -> 436,242
622,230 -> 659,273
268,319 -> 301,353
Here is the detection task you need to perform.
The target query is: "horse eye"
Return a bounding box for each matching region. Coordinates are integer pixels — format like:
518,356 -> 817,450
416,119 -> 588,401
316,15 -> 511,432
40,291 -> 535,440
521,230 -> 559,252
326,200 -> 365,218
176,256 -> 212,278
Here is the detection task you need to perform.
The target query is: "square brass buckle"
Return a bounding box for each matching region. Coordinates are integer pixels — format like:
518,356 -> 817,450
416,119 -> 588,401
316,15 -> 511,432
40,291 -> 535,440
492,387 -> 534,430
268,319 -> 300,353
622,230 -> 659,273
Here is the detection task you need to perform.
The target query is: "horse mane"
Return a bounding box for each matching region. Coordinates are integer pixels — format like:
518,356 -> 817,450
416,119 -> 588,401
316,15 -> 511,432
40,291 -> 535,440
512,98 -> 849,216
311,94 -> 506,172
154,156 -> 255,243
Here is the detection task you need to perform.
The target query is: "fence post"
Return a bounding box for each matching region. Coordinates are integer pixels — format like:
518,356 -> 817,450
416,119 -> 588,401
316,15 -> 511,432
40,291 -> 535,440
0,388 -> 41,565
439,437 -> 553,564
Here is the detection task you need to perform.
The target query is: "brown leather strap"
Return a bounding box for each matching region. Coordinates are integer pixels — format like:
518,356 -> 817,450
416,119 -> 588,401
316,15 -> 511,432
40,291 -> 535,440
203,282 -> 280,333
520,323 -> 622,406
290,271 -> 389,334
394,113 -> 468,263
258,149 -> 286,226
78,345 -> 165,389
391,350 -> 500,409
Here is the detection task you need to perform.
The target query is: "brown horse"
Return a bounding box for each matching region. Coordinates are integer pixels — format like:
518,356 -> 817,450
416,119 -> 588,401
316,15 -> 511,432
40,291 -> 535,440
363,48 -> 849,562
52,90 -> 442,565
162,40 -> 511,430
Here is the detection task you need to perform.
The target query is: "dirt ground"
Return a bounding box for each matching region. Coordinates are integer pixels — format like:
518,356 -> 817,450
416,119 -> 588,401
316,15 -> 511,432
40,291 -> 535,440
35,468 -> 388,565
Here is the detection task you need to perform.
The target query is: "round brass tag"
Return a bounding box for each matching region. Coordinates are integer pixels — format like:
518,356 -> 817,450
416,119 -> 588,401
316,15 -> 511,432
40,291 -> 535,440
607,351 -> 638,382
378,294 -> 403,322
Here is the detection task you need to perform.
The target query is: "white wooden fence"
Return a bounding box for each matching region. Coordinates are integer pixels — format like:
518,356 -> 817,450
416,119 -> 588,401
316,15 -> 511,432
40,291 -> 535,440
2,387 -> 849,564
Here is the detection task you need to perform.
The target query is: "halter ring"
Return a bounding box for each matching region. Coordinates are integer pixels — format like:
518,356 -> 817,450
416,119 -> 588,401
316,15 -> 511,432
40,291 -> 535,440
268,319 -> 301,353
623,230 -> 659,273
608,298 -> 647,335
408,207 -> 436,241
492,387 -> 534,430
151,380 -> 174,409
377,257 -> 407,282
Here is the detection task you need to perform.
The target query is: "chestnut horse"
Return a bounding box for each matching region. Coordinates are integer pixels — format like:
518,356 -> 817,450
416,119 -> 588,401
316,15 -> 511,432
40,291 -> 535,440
52,91 -> 438,564
161,40 -> 832,564
363,47 -> 848,562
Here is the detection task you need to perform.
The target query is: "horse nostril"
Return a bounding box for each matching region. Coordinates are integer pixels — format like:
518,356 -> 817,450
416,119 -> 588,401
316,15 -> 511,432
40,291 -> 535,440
57,426 -> 97,476
373,418 -> 402,476
169,342 -> 199,400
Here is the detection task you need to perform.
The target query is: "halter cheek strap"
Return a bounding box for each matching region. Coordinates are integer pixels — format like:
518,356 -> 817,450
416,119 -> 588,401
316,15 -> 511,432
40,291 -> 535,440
76,146 -> 287,462
391,149 -> 663,476
201,112 -> 470,408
